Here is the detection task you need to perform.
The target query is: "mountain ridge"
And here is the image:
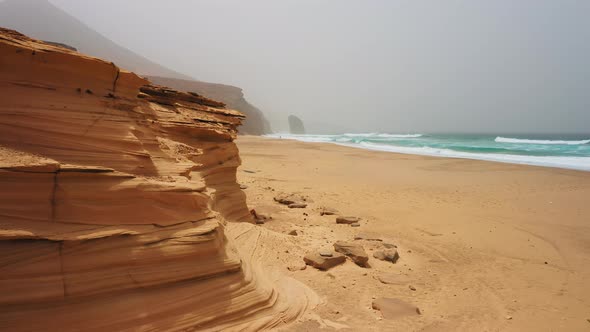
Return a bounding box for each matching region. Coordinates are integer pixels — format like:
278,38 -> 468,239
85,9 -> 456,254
0,0 -> 192,79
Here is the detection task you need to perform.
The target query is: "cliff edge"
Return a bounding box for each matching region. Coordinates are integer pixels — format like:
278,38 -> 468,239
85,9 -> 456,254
0,28 -> 313,331
148,76 -> 272,135
0,0 -> 272,135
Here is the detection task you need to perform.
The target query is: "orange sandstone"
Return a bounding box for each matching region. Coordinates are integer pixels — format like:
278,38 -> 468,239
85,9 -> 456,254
0,28 -> 315,331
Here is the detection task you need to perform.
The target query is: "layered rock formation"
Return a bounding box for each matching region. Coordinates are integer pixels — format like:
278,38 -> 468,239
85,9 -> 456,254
147,76 -> 272,135
0,0 -> 273,135
0,28 -> 313,331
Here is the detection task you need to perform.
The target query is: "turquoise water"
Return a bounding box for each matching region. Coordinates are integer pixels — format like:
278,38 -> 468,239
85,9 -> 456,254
266,133 -> 590,171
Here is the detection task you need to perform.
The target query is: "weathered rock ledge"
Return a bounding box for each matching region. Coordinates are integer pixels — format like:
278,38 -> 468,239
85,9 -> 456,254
0,28 -> 313,331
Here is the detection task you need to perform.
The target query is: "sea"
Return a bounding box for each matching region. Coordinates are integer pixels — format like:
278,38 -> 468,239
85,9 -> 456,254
265,133 -> 590,171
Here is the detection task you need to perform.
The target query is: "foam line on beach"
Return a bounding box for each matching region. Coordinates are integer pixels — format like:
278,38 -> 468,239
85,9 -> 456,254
265,134 -> 590,171
495,137 -> 590,145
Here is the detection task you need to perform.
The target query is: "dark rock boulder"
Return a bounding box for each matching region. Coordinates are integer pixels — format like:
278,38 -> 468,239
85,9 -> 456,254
288,115 -> 305,134
336,216 -> 361,224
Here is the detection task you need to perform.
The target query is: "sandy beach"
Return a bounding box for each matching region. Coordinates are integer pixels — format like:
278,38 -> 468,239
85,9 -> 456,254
233,135 -> 590,331
2,6 -> 589,329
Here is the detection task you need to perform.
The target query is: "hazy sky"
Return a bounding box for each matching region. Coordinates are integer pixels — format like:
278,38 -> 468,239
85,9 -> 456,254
48,1 -> 590,133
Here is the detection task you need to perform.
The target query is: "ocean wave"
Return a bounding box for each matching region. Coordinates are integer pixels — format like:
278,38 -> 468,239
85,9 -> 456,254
376,133 -> 423,138
495,136 -> 590,145
342,133 -> 422,138
265,134 -> 335,143
356,142 -> 590,171
264,134 -> 590,171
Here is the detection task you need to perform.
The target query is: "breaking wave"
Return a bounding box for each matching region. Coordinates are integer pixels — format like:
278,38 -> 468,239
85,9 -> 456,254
495,137 -> 590,145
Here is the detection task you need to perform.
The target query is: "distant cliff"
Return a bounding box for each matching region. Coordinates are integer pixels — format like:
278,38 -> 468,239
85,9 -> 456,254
288,115 -> 306,134
148,76 -> 271,135
42,40 -> 77,51
0,0 -> 272,135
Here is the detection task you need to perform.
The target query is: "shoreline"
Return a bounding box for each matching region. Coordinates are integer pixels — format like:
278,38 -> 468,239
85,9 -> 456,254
236,135 -> 590,331
263,134 -> 590,172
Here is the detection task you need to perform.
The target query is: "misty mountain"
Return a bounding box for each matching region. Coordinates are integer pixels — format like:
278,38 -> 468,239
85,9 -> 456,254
0,0 -> 271,134
0,0 -> 191,79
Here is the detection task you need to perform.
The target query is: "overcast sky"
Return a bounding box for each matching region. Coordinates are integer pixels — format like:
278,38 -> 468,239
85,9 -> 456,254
48,1 -> 590,133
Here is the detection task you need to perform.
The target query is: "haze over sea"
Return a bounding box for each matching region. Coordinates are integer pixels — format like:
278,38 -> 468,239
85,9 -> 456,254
267,133 -> 590,171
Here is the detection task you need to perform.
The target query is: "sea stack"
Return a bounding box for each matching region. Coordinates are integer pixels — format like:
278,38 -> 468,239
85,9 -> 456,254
288,115 -> 306,134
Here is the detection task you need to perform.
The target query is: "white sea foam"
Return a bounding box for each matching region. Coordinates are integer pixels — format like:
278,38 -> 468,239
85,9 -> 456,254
356,142 -> 590,171
266,134 -> 335,143
341,133 -> 422,138
495,136 -> 590,145
265,134 -> 590,171
269,133 -> 423,140
374,133 -> 422,138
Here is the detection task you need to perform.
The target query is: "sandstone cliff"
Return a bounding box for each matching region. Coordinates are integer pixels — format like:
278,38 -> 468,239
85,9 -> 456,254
147,76 -> 272,135
0,0 -> 272,135
0,28 -> 313,331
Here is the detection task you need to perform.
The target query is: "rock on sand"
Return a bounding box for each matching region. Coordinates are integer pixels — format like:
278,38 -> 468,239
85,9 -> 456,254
336,216 -> 361,224
333,241 -> 369,267
373,248 -> 400,263
319,207 -> 339,216
274,192 -> 306,205
304,252 -> 346,270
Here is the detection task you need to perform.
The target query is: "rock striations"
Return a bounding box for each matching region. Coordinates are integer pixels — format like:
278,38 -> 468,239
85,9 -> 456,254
0,28 -> 314,331
147,76 -> 273,135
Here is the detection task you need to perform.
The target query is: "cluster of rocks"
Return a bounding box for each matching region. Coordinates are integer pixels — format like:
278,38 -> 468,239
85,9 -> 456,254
274,193 -> 308,208
270,193 -> 419,321
319,206 -> 362,227
303,235 -> 400,270
273,195 -> 362,227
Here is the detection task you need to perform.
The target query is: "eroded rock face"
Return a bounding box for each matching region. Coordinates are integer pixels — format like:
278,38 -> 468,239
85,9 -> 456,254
147,76 -> 272,135
0,28 -> 308,331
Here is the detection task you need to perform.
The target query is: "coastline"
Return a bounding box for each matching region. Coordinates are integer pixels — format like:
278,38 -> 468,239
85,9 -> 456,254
264,134 -> 590,172
235,135 -> 590,331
